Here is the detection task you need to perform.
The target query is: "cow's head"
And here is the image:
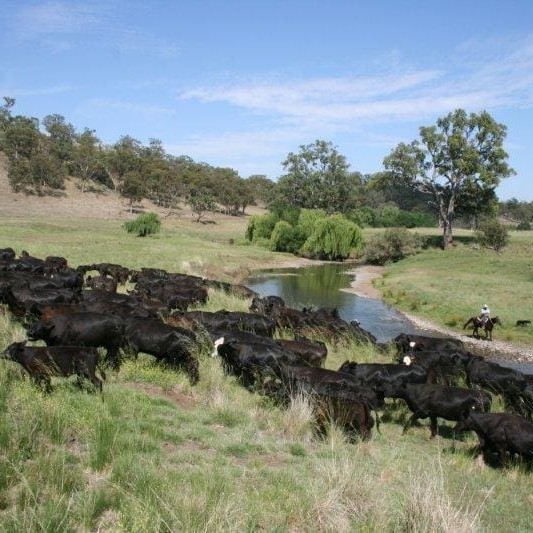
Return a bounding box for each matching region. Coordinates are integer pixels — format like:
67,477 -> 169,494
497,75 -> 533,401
211,336 -> 225,357
26,321 -> 54,341
2,340 -> 27,360
402,355 -> 414,366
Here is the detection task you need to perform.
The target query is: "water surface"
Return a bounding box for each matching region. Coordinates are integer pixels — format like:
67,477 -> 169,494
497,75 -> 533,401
246,263 -> 419,343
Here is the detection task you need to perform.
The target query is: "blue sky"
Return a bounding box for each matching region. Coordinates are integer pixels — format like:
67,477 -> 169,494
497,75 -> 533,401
1,0 -> 532,200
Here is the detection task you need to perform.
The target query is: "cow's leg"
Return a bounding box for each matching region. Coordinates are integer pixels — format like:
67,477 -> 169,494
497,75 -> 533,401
402,413 -> 418,434
497,445 -> 508,467
106,347 -> 122,370
430,415 -> 439,438
91,375 -> 102,393
36,373 -> 52,393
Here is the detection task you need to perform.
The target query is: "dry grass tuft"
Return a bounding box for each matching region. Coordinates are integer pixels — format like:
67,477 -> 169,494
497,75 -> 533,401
278,393 -> 315,442
400,461 -> 489,532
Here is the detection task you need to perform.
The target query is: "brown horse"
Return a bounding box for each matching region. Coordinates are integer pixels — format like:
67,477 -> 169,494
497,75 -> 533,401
463,316 -> 502,341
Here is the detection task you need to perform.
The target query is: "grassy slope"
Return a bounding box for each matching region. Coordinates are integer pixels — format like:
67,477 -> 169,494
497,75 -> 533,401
377,229 -> 533,345
1,217 -> 533,530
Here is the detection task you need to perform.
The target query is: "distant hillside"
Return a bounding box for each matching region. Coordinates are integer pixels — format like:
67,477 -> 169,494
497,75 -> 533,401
0,154 -> 266,223
0,154 -> 155,220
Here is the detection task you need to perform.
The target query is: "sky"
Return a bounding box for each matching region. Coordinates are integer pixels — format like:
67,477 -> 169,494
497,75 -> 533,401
1,0 -> 533,201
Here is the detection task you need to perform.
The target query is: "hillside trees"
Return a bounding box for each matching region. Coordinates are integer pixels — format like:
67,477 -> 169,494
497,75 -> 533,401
0,99 -> 64,194
245,174 -> 275,206
187,187 -> 217,222
381,109 -> 514,248
42,114 -> 76,166
70,128 -> 110,192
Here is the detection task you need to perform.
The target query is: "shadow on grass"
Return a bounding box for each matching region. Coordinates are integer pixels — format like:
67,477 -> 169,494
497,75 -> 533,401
424,234 -> 477,248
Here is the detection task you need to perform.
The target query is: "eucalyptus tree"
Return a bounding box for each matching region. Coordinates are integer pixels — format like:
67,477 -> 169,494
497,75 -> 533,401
42,114 -> 76,165
278,140 -> 357,213
382,109 -> 514,248
70,128 -> 109,192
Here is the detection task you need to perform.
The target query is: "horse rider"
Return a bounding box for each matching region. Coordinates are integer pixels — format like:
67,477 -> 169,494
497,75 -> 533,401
479,304 -> 491,326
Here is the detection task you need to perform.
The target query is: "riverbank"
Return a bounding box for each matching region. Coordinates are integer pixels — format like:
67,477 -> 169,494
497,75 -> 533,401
345,265 -> 533,364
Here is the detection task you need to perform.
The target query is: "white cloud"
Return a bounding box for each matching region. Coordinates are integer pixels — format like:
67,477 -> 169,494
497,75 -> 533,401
0,84 -> 74,97
168,37 -> 533,177
9,1 -> 108,38
6,1 -> 179,57
80,98 -> 178,117
178,38 -> 533,128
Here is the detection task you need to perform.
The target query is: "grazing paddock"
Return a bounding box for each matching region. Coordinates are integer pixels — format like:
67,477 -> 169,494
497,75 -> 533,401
1,217 -> 533,529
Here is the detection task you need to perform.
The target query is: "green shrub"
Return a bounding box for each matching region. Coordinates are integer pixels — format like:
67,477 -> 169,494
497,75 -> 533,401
268,202 -> 301,226
245,213 -> 279,242
269,221 -> 306,253
363,228 -> 426,265
476,218 -> 509,252
516,220 -> 531,231
348,206 -> 375,227
123,212 -> 161,237
373,205 -> 436,228
297,209 -> 326,236
301,214 -> 364,260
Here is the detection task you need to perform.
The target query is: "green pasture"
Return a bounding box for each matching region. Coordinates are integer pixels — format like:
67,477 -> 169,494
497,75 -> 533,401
0,215 -> 298,283
377,229 -> 533,345
1,216 -> 533,530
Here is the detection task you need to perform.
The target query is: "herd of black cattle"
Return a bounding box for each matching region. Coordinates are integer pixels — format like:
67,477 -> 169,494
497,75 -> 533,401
1,246 -> 533,468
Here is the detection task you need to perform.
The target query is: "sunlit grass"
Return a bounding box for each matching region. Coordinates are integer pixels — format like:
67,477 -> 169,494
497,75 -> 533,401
380,231 -> 533,344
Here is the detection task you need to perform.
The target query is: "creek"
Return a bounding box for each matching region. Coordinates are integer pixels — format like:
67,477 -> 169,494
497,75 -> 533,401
245,263 -> 533,374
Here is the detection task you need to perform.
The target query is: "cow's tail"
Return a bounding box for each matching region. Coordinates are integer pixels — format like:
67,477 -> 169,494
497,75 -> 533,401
373,407 -> 381,434
97,362 -> 107,381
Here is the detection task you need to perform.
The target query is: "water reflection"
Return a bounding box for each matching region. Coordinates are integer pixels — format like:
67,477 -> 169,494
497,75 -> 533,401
246,263 -> 419,342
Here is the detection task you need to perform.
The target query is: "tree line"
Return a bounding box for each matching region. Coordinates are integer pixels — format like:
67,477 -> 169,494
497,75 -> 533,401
0,97 -> 521,249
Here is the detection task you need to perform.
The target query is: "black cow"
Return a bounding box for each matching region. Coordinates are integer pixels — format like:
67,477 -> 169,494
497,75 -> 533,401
399,349 -> 469,386
393,333 -> 465,354
455,411 -> 533,466
338,361 -> 428,396
46,269 -> 84,290
86,275 -> 118,293
86,263 -> 131,284
249,295 -> 286,314
465,355 -> 533,396
135,283 -> 208,310
2,341 -> 105,392
44,256 -> 68,273
209,330 -> 327,368
4,287 -> 80,317
0,247 -> 16,261
215,338 -> 302,388
390,383 -> 492,438
276,365 -> 382,439
277,337 -> 327,367
465,355 -> 533,418
185,310 -> 276,338
26,312 -> 125,369
205,279 -> 258,299
123,318 -> 199,385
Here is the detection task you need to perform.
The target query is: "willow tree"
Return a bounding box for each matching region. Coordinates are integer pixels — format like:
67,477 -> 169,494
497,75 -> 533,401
382,109 -> 514,248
